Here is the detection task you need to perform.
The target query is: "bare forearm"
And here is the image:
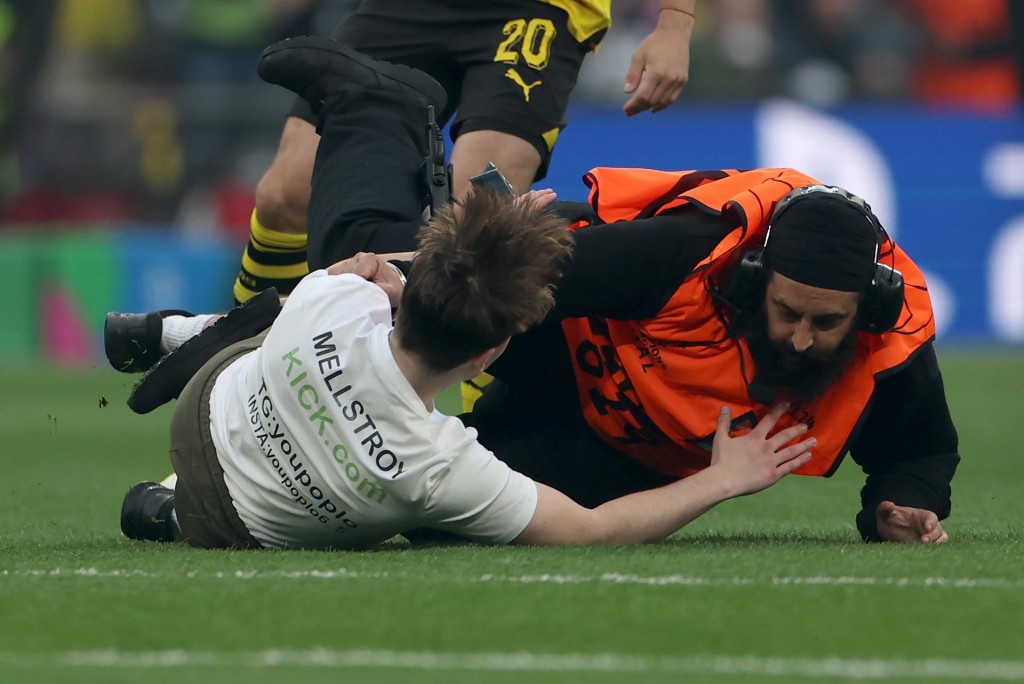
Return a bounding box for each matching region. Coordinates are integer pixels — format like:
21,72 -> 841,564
516,470 -> 735,547
588,468 -> 732,544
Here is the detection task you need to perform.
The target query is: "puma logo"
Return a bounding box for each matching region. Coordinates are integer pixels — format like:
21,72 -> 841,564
504,68 -> 542,102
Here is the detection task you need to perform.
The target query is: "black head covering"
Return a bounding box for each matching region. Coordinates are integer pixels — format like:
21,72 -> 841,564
763,191 -> 879,292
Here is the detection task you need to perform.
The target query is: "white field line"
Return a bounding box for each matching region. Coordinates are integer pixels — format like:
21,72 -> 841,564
0,649 -> 1023,680
1,567 -> 1022,590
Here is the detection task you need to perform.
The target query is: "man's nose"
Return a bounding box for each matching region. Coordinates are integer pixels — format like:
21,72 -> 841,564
790,321 -> 814,353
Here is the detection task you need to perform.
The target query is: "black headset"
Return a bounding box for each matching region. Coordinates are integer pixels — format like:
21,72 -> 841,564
722,184 -> 905,335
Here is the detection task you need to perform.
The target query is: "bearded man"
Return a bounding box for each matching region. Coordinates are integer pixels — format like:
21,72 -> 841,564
466,170 -> 959,544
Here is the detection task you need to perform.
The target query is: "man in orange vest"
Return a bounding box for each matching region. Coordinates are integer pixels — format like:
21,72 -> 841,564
468,167 -> 958,544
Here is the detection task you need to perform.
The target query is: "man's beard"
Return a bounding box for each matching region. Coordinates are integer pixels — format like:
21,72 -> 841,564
737,308 -> 858,404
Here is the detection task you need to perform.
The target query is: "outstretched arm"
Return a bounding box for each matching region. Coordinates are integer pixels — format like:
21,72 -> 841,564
623,1 -> 696,116
514,402 -> 814,545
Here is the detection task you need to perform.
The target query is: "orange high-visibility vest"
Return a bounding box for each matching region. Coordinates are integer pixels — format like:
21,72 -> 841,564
560,168 -> 936,478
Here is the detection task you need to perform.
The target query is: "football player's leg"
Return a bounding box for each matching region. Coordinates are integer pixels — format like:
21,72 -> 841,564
232,109 -> 316,305
452,3 -> 588,410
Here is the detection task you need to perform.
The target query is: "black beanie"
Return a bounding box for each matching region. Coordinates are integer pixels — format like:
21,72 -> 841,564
764,192 -> 879,292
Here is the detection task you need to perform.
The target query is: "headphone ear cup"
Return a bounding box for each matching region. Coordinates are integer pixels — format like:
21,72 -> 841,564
723,249 -> 767,313
859,264 -> 905,334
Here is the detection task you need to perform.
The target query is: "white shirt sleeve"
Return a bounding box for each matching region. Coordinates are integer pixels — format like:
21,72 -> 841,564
419,424 -> 538,544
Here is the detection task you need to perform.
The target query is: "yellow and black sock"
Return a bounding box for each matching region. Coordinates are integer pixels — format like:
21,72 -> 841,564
233,209 -> 309,304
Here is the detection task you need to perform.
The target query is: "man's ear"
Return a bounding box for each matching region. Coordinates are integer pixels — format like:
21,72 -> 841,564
468,349 -> 496,376
471,341 -> 509,375
454,352 -> 489,384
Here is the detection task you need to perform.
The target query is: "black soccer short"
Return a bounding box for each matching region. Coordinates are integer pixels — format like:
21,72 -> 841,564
285,0 -> 596,181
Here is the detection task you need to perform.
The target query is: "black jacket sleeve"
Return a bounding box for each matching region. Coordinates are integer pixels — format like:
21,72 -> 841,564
549,208 -> 735,321
848,342 -> 961,541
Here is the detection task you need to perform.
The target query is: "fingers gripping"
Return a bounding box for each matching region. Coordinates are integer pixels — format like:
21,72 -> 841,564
757,402 -> 814,470
716,403 -> 813,475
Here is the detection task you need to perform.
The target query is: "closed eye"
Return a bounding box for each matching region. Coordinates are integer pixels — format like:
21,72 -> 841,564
775,301 -> 849,330
776,302 -> 801,323
811,314 -> 847,330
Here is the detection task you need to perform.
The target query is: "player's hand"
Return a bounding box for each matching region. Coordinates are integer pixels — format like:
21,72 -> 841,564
516,188 -> 558,210
709,402 -> 815,498
623,9 -> 693,116
327,252 -> 404,307
328,252 -> 373,278
875,501 -> 949,544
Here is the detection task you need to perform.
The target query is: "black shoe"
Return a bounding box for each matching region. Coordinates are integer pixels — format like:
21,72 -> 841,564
258,35 -> 447,115
128,288 -> 282,414
104,309 -> 193,373
121,481 -> 178,543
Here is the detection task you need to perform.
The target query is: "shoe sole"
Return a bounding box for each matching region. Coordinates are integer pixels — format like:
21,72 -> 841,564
259,36 -> 447,114
128,288 -> 282,414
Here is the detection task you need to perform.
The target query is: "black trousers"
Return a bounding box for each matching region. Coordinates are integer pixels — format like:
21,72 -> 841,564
306,89 -> 429,269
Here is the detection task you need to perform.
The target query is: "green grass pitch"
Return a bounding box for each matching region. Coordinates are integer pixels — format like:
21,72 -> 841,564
0,349 -> 1022,683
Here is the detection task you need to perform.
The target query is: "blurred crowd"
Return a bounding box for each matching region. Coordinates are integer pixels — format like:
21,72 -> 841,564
0,0 -> 1021,239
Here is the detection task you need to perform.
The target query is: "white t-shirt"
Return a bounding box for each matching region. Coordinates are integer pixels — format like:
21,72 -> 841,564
207,270 -> 538,549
